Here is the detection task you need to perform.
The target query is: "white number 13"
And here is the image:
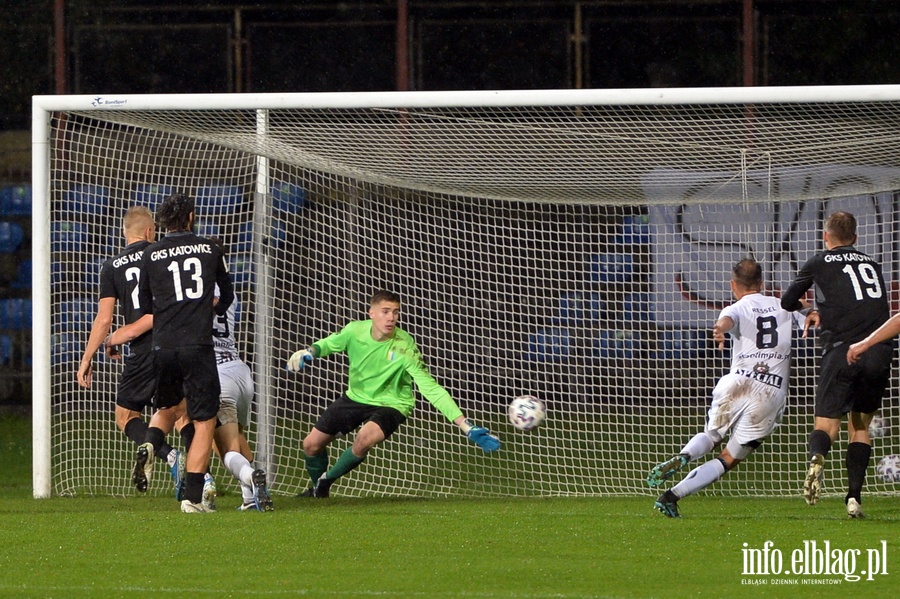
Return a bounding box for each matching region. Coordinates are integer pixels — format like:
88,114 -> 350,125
842,263 -> 882,300
167,257 -> 204,301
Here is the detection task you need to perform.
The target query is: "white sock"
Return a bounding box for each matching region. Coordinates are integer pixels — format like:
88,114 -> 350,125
671,459 -> 726,499
223,451 -> 256,488
680,432 -> 716,461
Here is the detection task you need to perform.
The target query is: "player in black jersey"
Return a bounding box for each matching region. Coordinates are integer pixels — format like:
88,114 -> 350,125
76,206 -> 181,487
781,210 -> 891,518
135,192 -> 234,513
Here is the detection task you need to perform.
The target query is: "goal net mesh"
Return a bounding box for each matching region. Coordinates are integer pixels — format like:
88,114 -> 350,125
44,96 -> 900,498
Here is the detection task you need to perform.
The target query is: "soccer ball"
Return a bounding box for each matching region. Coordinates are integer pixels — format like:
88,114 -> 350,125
875,455 -> 900,483
508,395 -> 546,431
869,415 -> 888,438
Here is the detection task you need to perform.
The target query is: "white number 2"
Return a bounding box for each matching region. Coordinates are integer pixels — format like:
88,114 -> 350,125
167,257 -> 204,301
842,263 -> 882,300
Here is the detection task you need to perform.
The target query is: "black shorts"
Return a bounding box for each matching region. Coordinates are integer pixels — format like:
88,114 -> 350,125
116,350 -> 156,412
815,341 -> 893,418
154,346 -> 220,422
314,394 -> 407,439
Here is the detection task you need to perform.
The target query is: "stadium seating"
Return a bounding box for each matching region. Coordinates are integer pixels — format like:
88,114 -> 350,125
196,184 -> 244,215
653,328 -> 704,361
227,253 -> 253,286
0,184 -> 32,216
60,184 -> 109,216
594,329 -> 637,359
0,298 -> 32,330
616,214 -> 650,246
51,221 -> 90,254
0,334 -> 13,365
525,327 -> 573,362
554,291 -> 604,326
9,258 -> 30,289
271,181 -> 307,213
131,182 -> 174,205
622,292 -> 654,321
0,221 -> 24,253
589,252 -> 634,284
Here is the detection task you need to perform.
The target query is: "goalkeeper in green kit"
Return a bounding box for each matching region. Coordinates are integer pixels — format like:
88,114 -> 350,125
288,290 -> 501,497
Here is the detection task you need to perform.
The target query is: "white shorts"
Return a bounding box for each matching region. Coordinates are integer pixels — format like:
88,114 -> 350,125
705,372 -> 786,448
217,358 -> 254,427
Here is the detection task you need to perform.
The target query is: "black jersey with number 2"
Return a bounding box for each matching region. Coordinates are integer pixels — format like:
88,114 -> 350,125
98,240 -> 153,354
781,245 -> 889,346
137,231 -> 234,349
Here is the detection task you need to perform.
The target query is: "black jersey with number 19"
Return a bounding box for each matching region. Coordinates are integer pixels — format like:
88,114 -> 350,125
137,230 -> 234,348
781,245 -> 889,346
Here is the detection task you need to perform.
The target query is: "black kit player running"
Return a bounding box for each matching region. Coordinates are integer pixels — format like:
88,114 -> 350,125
136,193 -> 234,512
781,210 -> 891,517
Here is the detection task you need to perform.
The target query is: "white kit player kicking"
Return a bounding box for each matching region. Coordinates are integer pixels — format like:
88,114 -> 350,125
647,258 -> 810,517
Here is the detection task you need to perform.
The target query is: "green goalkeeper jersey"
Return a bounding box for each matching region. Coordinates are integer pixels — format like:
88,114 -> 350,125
311,320 -> 463,422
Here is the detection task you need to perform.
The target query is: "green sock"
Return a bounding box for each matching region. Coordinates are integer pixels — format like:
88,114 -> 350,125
325,447 -> 366,480
304,453 -> 329,485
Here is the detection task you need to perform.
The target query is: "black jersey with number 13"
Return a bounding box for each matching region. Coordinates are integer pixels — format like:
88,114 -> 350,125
137,230 -> 234,349
781,245 -> 889,346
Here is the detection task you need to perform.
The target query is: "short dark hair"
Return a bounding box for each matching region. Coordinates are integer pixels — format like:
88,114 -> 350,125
825,211 -> 857,245
371,290 -> 401,306
732,258 -> 762,290
156,193 -> 195,232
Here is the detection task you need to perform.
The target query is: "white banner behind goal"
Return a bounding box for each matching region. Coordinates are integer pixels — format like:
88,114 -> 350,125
32,87 -> 900,499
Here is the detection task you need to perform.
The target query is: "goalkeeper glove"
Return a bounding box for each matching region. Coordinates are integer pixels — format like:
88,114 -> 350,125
466,426 -> 501,453
287,348 -> 315,372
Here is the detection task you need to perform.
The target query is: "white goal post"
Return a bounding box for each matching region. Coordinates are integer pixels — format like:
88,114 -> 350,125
32,86 -> 900,500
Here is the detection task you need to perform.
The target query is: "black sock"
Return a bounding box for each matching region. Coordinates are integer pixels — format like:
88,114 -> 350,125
184,471 -> 205,504
180,422 -> 195,452
146,426 -> 166,456
123,418 -> 148,446
846,442 -> 871,503
808,429 -> 832,459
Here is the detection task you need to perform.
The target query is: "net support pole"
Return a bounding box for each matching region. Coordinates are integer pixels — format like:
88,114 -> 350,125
253,108 -> 276,478
31,100 -> 52,498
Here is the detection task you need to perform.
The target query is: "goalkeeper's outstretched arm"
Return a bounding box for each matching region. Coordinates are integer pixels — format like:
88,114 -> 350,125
455,415 -> 501,453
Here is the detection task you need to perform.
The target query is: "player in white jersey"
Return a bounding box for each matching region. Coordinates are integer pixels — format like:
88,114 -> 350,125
211,284 -> 273,511
647,258 -> 809,517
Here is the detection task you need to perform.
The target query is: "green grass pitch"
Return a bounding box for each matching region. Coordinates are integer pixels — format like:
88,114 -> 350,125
2,414 -> 897,598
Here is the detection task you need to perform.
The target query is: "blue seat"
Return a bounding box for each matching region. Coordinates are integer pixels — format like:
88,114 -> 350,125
51,332 -> 82,366
60,184 -> 109,215
131,183 -> 175,205
194,217 -> 222,241
0,334 -> 13,365
10,259 -> 31,289
525,327 -> 573,362
51,221 -> 90,253
654,328 -> 704,361
617,214 -> 650,245
0,185 -> 32,216
0,221 -> 24,253
272,182 -> 307,213
227,253 -> 253,286
233,220 -> 286,254
589,252 -> 634,284
622,292 -> 654,322
0,298 -> 31,330
595,329 -> 637,359
554,292 -> 604,325
52,298 -> 95,337
196,185 -> 244,215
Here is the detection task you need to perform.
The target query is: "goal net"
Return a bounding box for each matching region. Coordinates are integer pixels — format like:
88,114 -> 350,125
32,87 -> 900,499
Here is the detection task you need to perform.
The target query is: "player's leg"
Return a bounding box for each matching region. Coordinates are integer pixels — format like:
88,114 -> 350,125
299,395 -> 360,495
845,411 -> 873,519
313,406 -> 406,498
806,347 -> 852,506
179,347 -> 221,513
843,344 -> 891,518
649,375 -> 734,487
